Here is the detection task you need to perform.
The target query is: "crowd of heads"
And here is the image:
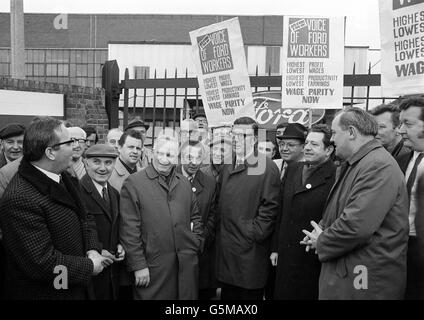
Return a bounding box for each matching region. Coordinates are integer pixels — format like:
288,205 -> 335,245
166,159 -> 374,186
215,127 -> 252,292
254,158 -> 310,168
2,95 -> 424,176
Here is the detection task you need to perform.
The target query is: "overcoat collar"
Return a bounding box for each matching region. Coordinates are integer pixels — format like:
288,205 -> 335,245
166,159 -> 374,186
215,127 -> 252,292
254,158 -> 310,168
80,174 -> 114,221
346,139 -> 382,166
146,164 -> 180,192
293,159 -> 335,195
18,158 -> 84,217
176,165 -> 205,194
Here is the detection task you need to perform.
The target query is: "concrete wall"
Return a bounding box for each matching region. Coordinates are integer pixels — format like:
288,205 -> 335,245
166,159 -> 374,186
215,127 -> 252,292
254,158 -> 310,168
0,76 -> 109,141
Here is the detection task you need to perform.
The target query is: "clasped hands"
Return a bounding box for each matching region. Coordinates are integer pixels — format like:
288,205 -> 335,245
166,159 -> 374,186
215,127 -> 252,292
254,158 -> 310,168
300,221 -> 323,254
87,244 -> 125,275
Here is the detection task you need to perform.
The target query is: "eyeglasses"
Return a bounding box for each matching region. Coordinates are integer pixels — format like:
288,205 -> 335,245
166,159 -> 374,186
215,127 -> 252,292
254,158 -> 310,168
232,132 -> 254,139
50,138 -> 79,148
278,141 -> 303,149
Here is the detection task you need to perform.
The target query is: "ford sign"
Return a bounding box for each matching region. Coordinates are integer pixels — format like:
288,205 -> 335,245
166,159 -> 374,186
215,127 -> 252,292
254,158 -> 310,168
253,90 -> 326,129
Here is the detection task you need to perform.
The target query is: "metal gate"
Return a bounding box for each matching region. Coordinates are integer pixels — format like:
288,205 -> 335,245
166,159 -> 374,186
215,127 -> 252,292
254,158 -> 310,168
103,61 -> 398,146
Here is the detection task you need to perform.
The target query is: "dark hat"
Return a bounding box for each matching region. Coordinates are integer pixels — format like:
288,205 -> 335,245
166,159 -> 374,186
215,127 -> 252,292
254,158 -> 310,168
276,123 -> 308,142
0,123 -> 25,140
124,118 -> 149,132
85,144 -> 118,159
193,112 -> 207,120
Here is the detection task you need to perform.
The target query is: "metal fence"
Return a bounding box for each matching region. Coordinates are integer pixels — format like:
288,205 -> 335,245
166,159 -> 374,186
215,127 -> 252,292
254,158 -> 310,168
101,61 -> 399,147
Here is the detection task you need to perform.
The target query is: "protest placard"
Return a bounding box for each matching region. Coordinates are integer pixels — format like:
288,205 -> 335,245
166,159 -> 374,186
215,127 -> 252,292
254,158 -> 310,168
379,0 -> 424,96
281,16 -> 345,109
190,17 -> 255,127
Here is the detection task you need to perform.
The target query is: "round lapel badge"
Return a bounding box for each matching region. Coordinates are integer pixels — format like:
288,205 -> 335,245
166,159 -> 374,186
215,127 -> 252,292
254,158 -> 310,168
306,184 -> 312,189
192,187 -> 197,193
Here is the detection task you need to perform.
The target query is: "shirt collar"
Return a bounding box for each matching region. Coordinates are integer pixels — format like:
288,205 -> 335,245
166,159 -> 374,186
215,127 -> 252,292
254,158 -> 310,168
119,157 -> 137,174
32,164 -> 61,183
92,178 -> 107,197
181,165 -> 196,180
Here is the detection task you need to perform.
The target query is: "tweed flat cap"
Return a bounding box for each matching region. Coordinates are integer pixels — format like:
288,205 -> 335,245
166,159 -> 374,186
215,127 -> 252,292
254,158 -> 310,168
276,123 -> 308,142
0,123 -> 25,139
85,144 -> 118,158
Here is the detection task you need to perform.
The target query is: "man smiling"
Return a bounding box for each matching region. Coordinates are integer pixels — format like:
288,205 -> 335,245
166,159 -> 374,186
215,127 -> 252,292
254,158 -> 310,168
0,123 -> 25,168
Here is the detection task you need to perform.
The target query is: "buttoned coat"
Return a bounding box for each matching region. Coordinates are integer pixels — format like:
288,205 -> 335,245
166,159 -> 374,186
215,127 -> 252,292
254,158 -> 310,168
176,165 -> 218,290
272,160 -> 336,300
119,165 -> 204,300
317,140 -> 409,300
215,156 -> 281,289
80,174 -> 121,300
0,158 -> 99,300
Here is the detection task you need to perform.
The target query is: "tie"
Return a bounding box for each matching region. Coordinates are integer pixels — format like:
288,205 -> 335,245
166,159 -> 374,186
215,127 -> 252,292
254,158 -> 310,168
407,153 -> 424,199
280,162 -> 288,181
102,187 -> 110,207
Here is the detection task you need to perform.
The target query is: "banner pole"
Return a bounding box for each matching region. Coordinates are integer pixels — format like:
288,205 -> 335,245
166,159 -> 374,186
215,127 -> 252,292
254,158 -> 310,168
308,108 -> 313,129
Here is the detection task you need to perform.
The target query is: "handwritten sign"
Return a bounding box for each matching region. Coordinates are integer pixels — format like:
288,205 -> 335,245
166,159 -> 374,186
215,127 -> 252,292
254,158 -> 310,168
190,18 -> 255,127
281,16 -> 344,109
379,0 -> 424,96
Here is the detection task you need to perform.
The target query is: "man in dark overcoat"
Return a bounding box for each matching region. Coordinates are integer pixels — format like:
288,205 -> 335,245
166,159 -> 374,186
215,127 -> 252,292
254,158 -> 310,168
272,125 -> 336,299
215,117 -> 280,300
178,140 -> 218,300
80,144 -> 125,300
0,117 -> 110,300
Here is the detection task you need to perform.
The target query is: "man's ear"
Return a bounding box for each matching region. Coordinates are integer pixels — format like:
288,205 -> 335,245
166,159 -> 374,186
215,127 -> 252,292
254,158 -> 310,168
348,126 -> 357,140
45,147 -> 55,161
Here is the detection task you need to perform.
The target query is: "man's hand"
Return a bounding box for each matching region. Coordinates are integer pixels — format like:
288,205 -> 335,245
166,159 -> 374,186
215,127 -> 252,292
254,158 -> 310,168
270,252 -> 278,266
134,268 -> 150,287
300,221 -> 323,253
114,244 -> 125,262
87,251 -> 105,275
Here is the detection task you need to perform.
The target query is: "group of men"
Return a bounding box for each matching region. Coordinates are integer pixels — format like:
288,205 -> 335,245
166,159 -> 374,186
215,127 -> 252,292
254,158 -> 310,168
0,95 -> 423,300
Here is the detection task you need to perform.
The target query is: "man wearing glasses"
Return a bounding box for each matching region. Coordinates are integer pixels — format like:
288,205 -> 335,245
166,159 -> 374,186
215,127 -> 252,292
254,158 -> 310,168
67,127 -> 87,180
0,117 -> 109,299
215,117 -> 280,300
274,123 -> 307,181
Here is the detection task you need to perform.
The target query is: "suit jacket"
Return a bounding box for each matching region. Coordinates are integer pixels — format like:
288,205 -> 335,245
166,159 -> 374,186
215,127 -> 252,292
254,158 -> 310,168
396,151 -> 414,174
272,160 -> 336,300
391,139 -> 410,159
215,156 -> 281,289
119,165 -> 204,300
317,140 -> 409,299
176,165 -> 218,289
80,174 -> 121,300
0,158 -> 100,300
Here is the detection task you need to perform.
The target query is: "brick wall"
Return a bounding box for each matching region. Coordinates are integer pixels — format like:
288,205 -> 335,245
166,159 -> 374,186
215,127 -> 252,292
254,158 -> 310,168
0,76 -> 109,142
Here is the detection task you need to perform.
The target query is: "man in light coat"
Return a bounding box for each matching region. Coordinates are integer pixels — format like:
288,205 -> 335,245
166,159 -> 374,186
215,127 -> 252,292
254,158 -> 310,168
302,107 -> 409,299
119,134 -> 203,300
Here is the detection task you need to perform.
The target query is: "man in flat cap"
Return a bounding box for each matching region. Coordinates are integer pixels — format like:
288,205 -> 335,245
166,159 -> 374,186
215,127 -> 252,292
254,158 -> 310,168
193,112 -> 210,144
0,123 -> 25,169
80,144 -> 125,300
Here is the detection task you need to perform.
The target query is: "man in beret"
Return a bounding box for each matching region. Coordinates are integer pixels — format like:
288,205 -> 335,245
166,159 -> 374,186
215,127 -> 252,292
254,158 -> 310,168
80,144 -> 125,300
0,123 -> 25,169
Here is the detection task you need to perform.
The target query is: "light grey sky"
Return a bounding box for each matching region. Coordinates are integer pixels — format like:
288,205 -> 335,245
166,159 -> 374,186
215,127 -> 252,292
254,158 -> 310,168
1,0 -> 382,48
